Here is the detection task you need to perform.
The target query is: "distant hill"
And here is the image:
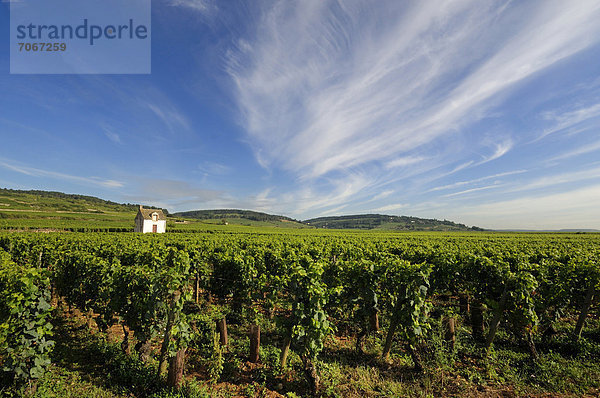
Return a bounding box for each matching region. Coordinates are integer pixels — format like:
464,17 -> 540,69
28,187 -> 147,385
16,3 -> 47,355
172,209 -> 299,223
303,214 -> 484,231
0,188 -> 484,231
166,209 -> 484,231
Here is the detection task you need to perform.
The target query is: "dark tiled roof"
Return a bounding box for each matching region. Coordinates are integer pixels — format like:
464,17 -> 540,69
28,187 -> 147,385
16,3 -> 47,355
137,206 -> 166,221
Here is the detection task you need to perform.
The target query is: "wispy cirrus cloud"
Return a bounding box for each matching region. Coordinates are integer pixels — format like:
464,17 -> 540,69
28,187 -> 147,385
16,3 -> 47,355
226,0 -> 600,185
103,127 -> 122,144
0,159 -> 123,188
428,170 -> 527,193
549,140 -> 600,161
538,102 -> 600,140
426,166 -> 600,204
371,190 -> 394,202
371,202 -> 407,213
385,156 -> 428,169
145,102 -> 190,134
197,161 -> 232,176
276,171 -> 372,216
478,139 -> 514,164
455,184 -> 600,229
442,184 -> 504,198
123,178 -> 224,209
169,0 -> 214,13
505,166 -> 600,194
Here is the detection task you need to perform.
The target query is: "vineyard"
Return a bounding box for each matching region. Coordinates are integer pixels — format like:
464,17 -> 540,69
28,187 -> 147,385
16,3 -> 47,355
0,230 -> 599,397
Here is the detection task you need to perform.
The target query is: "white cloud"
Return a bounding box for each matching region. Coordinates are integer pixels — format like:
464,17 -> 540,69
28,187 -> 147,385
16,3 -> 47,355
144,102 -> 190,134
226,0 -> 600,182
385,156 -> 428,169
103,128 -> 121,144
480,139 -> 513,164
256,187 -> 271,199
505,166 -> 600,194
456,184 -> 600,229
371,202 -> 407,213
0,159 -> 124,189
442,184 -> 503,198
277,172 -> 372,217
124,178 -> 224,210
170,0 -> 214,13
550,140 -> 600,161
198,161 -> 232,176
318,204 -> 350,217
371,190 -> 394,201
428,170 -> 526,192
539,102 -> 600,140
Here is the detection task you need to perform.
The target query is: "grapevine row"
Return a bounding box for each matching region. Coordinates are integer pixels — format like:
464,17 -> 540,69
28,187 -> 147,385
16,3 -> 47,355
0,232 -> 597,394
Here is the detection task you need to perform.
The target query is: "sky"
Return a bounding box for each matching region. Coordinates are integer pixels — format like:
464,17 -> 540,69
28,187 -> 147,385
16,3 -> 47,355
1,0 -> 600,230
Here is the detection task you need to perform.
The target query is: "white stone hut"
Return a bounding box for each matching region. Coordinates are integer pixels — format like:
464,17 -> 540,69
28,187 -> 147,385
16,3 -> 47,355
134,205 -> 167,233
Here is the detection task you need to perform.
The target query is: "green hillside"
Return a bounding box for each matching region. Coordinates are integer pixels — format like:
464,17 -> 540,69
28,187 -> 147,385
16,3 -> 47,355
171,209 -> 309,228
0,189 -> 148,231
0,188 -> 483,232
0,189 -> 309,231
303,214 -> 483,231
0,188 -> 141,213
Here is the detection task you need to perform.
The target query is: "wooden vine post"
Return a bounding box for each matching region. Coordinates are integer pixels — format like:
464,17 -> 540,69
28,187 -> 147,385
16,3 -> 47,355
445,317 -> 456,351
470,299 -> 485,341
167,348 -> 187,389
217,318 -> 228,346
249,324 -> 260,363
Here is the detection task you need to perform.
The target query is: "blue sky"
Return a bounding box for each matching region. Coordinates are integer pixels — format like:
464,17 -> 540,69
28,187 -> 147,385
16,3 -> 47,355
1,0 -> 600,229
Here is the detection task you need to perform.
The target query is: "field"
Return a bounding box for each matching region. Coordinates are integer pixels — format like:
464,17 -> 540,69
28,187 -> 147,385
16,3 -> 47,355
0,227 -> 599,398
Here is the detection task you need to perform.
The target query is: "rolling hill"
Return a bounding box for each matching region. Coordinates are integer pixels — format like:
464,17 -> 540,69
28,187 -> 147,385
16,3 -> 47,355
0,188 -> 142,213
171,209 -> 297,222
0,188 -> 484,231
0,188 -> 162,231
303,214 -> 484,231
175,210 -> 483,231
170,209 -> 309,228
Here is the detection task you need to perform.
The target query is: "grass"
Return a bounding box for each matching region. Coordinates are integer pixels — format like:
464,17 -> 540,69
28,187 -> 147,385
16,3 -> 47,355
0,306 -> 218,398
2,300 -> 599,397
310,314 -> 600,398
